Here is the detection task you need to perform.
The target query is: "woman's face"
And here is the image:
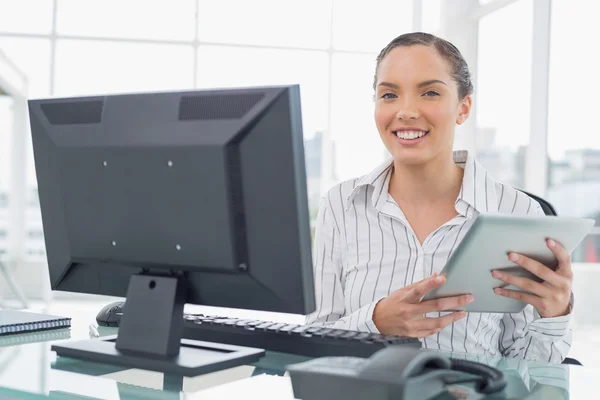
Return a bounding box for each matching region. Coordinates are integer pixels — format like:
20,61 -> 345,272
374,45 -> 472,165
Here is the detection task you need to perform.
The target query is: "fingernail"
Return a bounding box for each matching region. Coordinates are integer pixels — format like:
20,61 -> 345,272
548,239 -> 556,248
492,270 -> 502,279
466,295 -> 474,303
509,253 -> 519,262
459,311 -> 467,317
494,288 -> 502,294
435,276 -> 444,283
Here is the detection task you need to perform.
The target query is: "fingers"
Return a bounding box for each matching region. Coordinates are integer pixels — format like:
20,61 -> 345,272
507,252 -> 569,290
547,239 -> 574,280
491,269 -> 551,298
413,311 -> 467,333
505,253 -> 562,285
501,250 -> 571,291
414,294 -> 474,314
494,287 -> 543,310
404,275 -> 446,303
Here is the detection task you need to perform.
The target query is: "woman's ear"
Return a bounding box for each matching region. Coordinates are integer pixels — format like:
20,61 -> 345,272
456,95 -> 472,125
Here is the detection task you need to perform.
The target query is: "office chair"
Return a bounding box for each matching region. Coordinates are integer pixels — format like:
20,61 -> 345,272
519,190 -> 557,217
519,190 -> 582,366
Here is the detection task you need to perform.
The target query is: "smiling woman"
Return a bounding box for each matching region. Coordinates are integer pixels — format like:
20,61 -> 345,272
305,32 -> 574,364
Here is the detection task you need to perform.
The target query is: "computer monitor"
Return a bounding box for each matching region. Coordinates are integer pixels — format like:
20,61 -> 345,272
28,85 -> 315,376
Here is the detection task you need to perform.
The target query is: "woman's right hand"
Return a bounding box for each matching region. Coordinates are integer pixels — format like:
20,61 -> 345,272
372,273 -> 474,338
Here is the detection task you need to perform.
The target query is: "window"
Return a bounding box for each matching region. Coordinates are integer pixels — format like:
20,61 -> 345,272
547,0 -> 600,263
54,40 -> 195,96
0,0 -> 53,34
332,0 -> 412,52
475,0 -> 533,190
331,53 -> 385,182
0,97 -> 13,195
197,0 -> 331,49
27,230 -> 44,239
422,0 -> 442,34
0,38 -> 52,98
56,0 -> 196,41
0,96 -> 14,264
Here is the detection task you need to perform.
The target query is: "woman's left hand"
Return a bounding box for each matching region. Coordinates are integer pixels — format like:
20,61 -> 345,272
492,239 -> 572,318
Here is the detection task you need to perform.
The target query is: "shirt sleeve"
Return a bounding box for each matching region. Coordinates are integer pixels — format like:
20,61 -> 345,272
304,193 -> 382,332
498,197 -> 573,363
499,306 -> 572,363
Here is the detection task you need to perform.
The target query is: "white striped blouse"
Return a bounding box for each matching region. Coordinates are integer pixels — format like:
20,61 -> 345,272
305,150 -> 572,363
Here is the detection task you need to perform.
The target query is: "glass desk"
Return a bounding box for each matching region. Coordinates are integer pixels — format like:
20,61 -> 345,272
0,301 -> 595,399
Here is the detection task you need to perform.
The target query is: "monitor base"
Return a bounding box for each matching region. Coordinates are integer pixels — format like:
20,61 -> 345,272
52,334 -> 265,377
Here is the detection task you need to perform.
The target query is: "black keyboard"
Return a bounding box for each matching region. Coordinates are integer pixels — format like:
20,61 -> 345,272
182,314 -> 421,358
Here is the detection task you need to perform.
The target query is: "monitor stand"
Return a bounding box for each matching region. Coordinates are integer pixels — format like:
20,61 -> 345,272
52,274 -> 265,377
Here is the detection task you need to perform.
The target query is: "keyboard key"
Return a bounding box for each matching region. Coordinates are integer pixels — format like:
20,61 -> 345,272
255,322 -> 276,330
266,323 -> 286,332
279,324 -> 299,333
302,327 -> 325,336
324,330 -> 347,338
312,328 -> 333,337
338,331 -> 360,339
291,326 -> 313,335
352,332 -> 371,341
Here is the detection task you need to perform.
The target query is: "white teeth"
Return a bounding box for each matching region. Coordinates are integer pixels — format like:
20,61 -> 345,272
395,131 -> 427,140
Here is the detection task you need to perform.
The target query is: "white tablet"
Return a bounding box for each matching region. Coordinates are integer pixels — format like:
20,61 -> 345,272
422,214 -> 594,313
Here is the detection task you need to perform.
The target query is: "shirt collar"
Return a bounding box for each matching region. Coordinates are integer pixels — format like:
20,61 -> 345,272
345,158 -> 393,212
345,150 -> 499,216
454,150 -> 499,216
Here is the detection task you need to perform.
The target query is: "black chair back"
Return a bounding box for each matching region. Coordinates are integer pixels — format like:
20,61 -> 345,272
518,190 -> 557,216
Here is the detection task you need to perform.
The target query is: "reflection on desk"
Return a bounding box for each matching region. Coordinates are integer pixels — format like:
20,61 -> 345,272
51,381 -> 180,400
0,329 -> 70,348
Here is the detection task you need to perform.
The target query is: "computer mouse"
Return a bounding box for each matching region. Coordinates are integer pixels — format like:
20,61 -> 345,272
96,301 -> 125,327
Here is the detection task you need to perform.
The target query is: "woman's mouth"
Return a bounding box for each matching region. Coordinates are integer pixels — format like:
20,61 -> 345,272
392,130 -> 429,140
391,130 -> 429,145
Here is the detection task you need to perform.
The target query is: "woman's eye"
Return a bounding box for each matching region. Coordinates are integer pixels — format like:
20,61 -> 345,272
423,91 -> 440,97
381,93 -> 397,99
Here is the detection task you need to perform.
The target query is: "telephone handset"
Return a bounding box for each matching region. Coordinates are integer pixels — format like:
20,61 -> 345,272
287,346 -> 507,400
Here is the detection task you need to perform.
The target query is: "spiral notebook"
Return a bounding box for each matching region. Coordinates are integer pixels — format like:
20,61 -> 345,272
0,310 -> 71,335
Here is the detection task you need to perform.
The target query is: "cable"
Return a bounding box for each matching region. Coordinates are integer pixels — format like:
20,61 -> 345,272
447,359 -> 508,395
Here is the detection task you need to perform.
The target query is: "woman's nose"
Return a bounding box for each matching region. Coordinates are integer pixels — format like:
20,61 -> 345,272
395,101 -> 420,120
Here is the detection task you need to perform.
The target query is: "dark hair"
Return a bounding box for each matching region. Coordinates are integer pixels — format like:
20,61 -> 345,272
373,32 -> 473,99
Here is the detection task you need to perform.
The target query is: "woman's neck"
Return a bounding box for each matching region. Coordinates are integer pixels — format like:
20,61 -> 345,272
389,152 -> 464,206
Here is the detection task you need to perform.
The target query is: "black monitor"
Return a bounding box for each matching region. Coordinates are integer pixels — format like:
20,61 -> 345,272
28,85 -> 315,376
